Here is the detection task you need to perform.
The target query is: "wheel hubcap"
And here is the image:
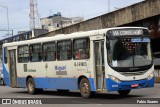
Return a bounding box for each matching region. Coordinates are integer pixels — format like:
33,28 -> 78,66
82,83 -> 89,93
28,81 -> 34,92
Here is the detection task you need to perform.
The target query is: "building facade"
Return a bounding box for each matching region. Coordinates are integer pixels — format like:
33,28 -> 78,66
40,12 -> 83,31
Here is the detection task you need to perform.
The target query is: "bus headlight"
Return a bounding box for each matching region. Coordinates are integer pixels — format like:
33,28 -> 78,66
108,75 -> 121,83
147,72 -> 154,80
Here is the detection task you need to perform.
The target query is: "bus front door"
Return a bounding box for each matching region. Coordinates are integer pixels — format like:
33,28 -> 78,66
9,50 -> 17,88
94,41 -> 105,91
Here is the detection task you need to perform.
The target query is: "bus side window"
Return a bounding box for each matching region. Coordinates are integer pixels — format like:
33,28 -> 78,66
18,45 -> 29,63
29,44 -> 42,62
4,48 -> 8,64
73,38 -> 90,60
57,40 -> 72,60
43,42 -> 56,61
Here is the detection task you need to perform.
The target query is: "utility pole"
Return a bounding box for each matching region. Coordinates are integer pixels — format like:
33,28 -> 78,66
108,0 -> 110,13
0,5 -> 9,37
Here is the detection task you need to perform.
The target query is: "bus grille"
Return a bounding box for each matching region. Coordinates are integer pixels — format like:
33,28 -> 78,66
119,71 -> 146,76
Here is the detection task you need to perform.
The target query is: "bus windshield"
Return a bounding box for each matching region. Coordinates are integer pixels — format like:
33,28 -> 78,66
108,37 -> 152,71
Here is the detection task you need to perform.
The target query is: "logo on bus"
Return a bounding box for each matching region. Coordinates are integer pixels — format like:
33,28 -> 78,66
112,84 -> 118,88
24,64 -> 27,72
55,66 -> 66,71
23,64 -> 36,72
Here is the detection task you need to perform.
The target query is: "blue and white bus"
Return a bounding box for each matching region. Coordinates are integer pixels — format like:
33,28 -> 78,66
2,27 -> 154,98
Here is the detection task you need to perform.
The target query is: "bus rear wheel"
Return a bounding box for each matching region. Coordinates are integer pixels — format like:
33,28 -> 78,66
27,78 -> 37,94
118,90 -> 131,96
79,78 -> 91,98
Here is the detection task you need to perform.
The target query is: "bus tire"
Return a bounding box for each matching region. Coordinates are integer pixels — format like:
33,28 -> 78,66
118,90 -> 131,96
27,78 -> 37,94
79,78 -> 91,98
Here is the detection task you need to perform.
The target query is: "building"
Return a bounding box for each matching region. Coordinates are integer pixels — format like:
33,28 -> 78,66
71,17 -> 84,24
40,12 -> 83,31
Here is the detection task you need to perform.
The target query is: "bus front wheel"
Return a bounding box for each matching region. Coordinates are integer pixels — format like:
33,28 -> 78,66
118,90 -> 131,96
79,78 -> 91,98
27,78 -> 37,94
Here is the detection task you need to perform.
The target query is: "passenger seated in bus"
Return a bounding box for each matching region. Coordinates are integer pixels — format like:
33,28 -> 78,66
76,52 -> 81,59
74,48 -> 88,59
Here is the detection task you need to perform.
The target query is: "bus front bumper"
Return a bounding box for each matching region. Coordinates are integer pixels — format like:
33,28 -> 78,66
106,77 -> 154,92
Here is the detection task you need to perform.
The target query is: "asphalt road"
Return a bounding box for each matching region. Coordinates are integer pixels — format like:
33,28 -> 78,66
0,84 -> 160,106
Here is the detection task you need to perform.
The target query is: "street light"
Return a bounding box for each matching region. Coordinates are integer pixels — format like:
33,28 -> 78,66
108,0 -> 110,13
0,5 -> 9,37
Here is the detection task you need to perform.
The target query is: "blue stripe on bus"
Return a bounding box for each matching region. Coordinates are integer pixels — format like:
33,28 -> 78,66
2,48 -> 10,86
88,78 -> 95,91
17,77 -> 95,91
2,64 -> 10,86
17,78 -> 26,88
106,77 -> 154,92
7,73 -> 154,92
34,78 -> 78,90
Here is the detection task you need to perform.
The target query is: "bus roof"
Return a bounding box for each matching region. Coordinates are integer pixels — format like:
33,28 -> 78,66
3,27 -> 148,48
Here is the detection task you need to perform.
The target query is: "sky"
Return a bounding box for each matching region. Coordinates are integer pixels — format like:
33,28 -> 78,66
0,0 -> 144,39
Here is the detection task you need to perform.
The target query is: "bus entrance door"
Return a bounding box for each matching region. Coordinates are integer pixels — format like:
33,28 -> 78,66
94,41 -> 105,91
9,50 -> 17,88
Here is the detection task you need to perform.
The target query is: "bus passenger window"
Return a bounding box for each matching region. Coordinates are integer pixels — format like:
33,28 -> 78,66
73,38 -> 90,60
29,44 -> 42,62
57,40 -> 72,60
43,42 -> 56,61
18,45 -> 29,63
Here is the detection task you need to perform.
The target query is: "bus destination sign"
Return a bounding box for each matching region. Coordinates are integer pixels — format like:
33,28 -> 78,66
107,29 -> 149,37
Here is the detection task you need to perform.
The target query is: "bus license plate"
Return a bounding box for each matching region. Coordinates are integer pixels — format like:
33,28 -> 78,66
131,84 -> 139,88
